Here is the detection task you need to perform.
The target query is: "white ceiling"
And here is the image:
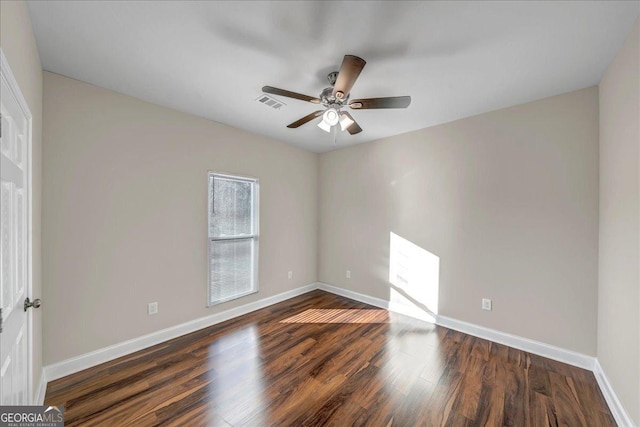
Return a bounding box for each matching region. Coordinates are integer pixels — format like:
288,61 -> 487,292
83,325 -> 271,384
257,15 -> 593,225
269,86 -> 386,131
28,1 -> 639,153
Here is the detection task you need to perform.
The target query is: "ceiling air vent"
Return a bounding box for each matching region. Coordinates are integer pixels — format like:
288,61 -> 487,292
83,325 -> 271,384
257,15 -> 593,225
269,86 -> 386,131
256,94 -> 285,110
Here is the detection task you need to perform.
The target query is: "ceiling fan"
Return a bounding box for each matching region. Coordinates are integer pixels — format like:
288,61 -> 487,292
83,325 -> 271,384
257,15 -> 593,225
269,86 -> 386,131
262,55 -> 411,135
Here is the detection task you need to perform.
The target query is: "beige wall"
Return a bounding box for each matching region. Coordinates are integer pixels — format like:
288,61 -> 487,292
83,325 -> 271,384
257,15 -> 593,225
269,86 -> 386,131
598,19 -> 640,425
42,72 -> 318,364
0,1 -> 44,401
319,87 -> 599,355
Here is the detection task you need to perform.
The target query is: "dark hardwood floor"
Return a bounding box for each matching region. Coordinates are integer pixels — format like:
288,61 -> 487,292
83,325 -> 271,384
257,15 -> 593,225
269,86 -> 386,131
45,290 -> 615,426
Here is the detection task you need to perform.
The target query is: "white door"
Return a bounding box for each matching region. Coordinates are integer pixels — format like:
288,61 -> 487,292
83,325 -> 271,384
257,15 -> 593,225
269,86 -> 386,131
0,50 -> 33,405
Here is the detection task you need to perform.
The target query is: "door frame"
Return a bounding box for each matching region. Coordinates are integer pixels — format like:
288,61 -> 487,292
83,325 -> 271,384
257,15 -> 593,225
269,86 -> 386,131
1,47 -> 34,404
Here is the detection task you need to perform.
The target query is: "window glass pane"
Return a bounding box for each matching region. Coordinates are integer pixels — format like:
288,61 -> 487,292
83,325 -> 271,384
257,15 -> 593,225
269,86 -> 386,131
208,173 -> 258,306
209,239 -> 254,302
210,177 -> 253,237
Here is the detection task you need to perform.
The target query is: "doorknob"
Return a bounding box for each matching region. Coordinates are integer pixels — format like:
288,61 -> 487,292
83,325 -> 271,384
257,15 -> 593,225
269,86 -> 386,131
24,297 -> 41,312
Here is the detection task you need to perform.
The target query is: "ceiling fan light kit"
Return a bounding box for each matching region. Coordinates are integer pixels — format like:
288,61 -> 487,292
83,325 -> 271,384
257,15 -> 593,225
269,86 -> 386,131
262,54 -> 411,138
339,113 -> 354,132
323,108 -> 340,126
317,118 -> 332,133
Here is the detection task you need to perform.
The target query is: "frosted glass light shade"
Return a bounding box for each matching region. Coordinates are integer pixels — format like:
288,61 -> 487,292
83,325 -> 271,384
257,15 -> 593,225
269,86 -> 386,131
340,114 -> 354,131
317,120 -> 331,132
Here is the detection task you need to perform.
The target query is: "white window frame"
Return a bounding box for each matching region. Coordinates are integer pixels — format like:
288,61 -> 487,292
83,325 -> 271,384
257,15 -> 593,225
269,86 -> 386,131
207,172 -> 259,306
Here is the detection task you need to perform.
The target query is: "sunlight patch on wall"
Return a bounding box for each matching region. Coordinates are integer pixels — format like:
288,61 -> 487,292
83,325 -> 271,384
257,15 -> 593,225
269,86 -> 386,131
389,232 -> 440,323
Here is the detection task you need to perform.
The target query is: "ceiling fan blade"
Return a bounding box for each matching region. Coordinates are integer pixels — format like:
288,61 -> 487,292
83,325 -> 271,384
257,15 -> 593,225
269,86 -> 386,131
342,112 -> 362,135
349,96 -> 411,109
332,55 -> 366,101
262,86 -> 321,104
287,110 -> 324,128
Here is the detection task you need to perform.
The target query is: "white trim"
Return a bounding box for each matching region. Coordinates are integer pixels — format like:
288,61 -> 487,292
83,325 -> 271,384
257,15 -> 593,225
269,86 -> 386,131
436,314 -> 595,370
594,359 -> 636,427
1,48 -> 34,405
0,50 -> 33,121
44,283 -> 318,382
317,282 -> 389,310
318,282 -> 594,370
34,368 -> 46,405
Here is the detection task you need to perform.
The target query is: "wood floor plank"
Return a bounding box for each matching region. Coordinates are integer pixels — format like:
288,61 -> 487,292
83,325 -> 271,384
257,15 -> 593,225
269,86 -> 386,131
529,391 -> 559,427
45,290 -> 616,426
475,383 -> 506,426
502,361 -> 529,426
452,353 -> 486,421
548,371 -> 590,427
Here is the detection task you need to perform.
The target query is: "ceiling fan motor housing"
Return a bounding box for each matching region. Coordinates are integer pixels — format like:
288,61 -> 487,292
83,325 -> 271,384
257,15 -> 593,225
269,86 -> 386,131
320,86 -> 348,108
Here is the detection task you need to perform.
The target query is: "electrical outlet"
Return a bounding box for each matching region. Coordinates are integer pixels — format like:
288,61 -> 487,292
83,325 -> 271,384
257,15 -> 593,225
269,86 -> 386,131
288,271 -> 293,279
148,302 -> 158,315
482,298 -> 492,311
346,270 -> 351,279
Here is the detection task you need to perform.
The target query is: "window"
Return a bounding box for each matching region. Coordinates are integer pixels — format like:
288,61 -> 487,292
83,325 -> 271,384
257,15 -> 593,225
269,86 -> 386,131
208,173 -> 259,305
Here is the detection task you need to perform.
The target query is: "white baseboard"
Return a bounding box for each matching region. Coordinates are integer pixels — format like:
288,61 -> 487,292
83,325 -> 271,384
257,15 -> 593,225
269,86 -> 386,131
594,359 -> 636,427
34,368 -> 46,405
317,282 -> 595,370
44,283 -> 318,383
319,283 -> 640,425
317,282 -> 390,310
436,315 -> 595,370
317,282 -> 436,322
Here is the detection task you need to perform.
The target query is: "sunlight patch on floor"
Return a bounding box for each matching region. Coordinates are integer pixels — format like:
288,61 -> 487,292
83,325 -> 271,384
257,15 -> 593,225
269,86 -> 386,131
280,308 -> 390,324
207,325 -> 266,424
